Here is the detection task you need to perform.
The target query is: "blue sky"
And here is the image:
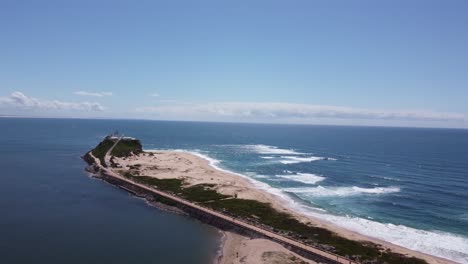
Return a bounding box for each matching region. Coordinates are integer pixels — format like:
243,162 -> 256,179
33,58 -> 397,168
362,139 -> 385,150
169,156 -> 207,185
1,0 -> 467,128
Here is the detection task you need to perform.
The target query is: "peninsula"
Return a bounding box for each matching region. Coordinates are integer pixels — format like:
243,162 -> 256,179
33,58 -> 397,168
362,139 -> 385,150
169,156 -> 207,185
83,136 -> 447,264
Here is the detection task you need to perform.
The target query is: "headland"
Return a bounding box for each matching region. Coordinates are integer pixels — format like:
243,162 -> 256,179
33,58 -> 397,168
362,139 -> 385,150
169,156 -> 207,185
83,136 -> 454,264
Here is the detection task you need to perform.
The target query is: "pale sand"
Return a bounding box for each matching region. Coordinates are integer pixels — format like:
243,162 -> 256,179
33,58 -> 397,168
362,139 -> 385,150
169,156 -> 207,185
220,231 -> 315,264
111,150 -> 455,264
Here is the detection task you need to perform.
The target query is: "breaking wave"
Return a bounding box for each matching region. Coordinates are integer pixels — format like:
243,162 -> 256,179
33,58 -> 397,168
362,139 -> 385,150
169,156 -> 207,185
243,144 -> 305,155
279,156 -> 325,164
277,173 -> 326,184
260,156 -> 276,159
299,209 -> 468,263
177,149 -> 468,263
237,145 -> 337,164
285,186 -> 401,197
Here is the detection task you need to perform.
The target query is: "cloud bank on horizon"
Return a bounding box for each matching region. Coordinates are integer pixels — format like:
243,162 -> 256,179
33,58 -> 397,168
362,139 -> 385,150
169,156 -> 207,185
0,91 -> 466,127
0,91 -> 104,112
136,102 -> 465,123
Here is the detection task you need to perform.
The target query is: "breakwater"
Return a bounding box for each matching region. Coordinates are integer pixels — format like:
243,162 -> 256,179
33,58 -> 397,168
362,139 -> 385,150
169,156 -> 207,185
87,163 -> 350,264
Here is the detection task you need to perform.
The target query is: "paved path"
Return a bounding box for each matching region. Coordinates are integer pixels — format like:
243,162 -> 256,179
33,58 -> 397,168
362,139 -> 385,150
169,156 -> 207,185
104,136 -> 122,166
95,141 -> 357,264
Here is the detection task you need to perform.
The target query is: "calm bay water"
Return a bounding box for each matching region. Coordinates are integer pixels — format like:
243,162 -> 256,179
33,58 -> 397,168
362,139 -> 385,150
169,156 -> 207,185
0,118 -> 219,264
1,118 -> 467,263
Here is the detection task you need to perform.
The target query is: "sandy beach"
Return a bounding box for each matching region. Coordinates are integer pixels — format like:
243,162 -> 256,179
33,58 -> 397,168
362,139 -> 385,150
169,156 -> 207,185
219,231 -> 315,264
110,150 -> 455,264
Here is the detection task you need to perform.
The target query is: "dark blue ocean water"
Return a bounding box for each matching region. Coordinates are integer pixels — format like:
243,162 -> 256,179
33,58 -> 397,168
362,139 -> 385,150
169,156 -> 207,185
1,118 -> 467,263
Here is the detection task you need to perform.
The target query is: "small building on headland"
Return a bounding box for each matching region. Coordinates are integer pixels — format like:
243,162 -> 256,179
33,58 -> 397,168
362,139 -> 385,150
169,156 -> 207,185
106,131 -> 136,141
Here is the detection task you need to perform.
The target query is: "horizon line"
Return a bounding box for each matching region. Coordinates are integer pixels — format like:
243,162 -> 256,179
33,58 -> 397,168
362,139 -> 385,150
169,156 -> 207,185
1,115 -> 467,130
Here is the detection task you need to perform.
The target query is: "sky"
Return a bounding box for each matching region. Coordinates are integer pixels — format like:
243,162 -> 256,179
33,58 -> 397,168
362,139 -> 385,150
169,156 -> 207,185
1,0 -> 467,128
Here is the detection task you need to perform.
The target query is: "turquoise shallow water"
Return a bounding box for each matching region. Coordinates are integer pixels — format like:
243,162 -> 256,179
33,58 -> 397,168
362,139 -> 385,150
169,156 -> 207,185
1,118 -> 468,263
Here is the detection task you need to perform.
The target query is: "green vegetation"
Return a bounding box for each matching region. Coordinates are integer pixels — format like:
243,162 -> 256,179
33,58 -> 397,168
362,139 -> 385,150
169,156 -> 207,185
203,199 -> 427,263
122,171 -> 426,264
180,184 -> 230,202
88,137 -> 143,167
131,176 -> 184,193
110,139 -> 142,157
91,138 -> 115,167
122,173 -> 229,203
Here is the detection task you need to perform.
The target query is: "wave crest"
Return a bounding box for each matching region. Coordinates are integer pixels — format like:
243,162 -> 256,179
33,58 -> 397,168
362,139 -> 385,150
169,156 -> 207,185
279,156 -> 325,164
301,210 -> 468,263
244,144 -> 304,155
285,186 -> 400,197
277,173 -> 326,184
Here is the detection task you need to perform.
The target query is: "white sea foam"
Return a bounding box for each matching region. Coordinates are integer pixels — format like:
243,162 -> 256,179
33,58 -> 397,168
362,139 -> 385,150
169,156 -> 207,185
244,144 -> 305,155
179,150 -> 223,168
260,156 -> 275,159
298,208 -> 468,263
285,186 -> 401,197
165,149 -> 468,263
241,145 -> 338,164
175,149 -> 300,209
279,156 -> 325,164
277,173 -> 326,184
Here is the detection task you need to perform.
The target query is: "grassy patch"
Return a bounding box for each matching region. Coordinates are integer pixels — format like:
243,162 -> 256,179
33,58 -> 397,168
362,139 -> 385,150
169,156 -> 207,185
134,176 -> 184,193
110,139 -> 142,157
181,184 -> 230,202
91,138 -> 115,167
89,137 -> 143,166
125,174 -> 230,202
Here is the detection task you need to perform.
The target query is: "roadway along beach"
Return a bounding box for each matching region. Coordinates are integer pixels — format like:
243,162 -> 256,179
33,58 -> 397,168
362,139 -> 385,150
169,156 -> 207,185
85,137 -> 455,264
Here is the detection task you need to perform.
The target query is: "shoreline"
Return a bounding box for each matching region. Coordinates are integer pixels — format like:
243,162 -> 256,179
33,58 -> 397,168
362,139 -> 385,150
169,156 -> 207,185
86,150 -> 338,263
146,149 -> 456,264
214,230 -> 226,264
85,137 -> 457,264
219,231 -> 316,264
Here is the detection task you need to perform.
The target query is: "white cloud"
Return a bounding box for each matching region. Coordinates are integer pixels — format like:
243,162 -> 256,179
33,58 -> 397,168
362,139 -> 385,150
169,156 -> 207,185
74,91 -> 113,97
150,93 -> 160,97
135,102 -> 465,123
0,91 -> 105,111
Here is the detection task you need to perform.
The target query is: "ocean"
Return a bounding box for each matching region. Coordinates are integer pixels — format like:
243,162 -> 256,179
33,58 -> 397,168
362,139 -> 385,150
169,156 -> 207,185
0,118 -> 220,264
1,118 -> 467,263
